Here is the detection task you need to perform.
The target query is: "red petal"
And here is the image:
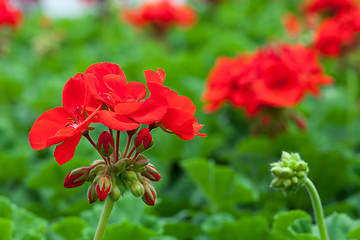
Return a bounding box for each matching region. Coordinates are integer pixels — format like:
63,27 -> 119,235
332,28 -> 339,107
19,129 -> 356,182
114,101 -> 143,115
161,108 -> 197,140
85,62 -> 126,81
29,107 -> 71,151
125,81 -> 147,100
62,74 -> 86,117
54,133 -> 82,165
128,95 -> 168,124
98,110 -> 140,131
144,69 -> 164,84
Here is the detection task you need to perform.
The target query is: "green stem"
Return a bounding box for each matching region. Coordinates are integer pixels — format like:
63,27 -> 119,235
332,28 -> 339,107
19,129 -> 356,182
94,198 -> 115,240
305,179 -> 329,240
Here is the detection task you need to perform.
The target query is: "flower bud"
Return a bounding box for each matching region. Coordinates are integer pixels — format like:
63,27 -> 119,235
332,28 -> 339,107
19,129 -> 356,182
96,175 -> 112,201
142,164 -> 161,182
142,183 -> 157,206
133,155 -> 150,168
114,159 -> 128,172
87,183 -> 98,204
134,128 -> 153,153
130,181 -> 144,197
270,151 -> 309,192
109,184 -> 121,202
97,131 -> 115,157
64,168 -> 89,188
123,171 -> 138,182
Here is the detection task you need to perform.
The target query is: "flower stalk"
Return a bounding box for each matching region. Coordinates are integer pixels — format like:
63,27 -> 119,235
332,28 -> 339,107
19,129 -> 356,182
305,178 -> 329,240
94,198 -> 115,240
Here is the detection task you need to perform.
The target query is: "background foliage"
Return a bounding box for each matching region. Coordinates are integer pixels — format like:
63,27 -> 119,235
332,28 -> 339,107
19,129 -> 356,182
1,0 -> 360,239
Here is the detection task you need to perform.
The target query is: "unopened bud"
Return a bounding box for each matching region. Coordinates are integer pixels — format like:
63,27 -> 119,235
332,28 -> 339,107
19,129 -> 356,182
142,183 -> 157,206
130,181 -> 144,197
142,164 -> 161,182
123,171 -> 138,182
97,131 -> 115,157
87,183 -> 98,204
270,151 -> 309,192
109,185 -> 121,202
134,128 -> 153,153
64,168 -> 89,188
133,155 -> 150,168
114,159 -> 128,172
96,175 -> 112,201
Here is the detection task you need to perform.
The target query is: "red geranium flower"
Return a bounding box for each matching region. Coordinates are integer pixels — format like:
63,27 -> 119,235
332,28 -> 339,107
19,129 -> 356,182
84,62 -> 168,131
0,0 -> 22,28
29,74 -> 101,165
203,44 -> 332,115
314,7 -> 360,56
122,0 -> 196,31
145,68 -> 206,140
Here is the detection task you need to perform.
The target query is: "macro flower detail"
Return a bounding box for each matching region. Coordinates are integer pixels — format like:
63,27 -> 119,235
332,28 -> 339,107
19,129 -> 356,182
96,175 -> 112,201
63,168 -> 89,188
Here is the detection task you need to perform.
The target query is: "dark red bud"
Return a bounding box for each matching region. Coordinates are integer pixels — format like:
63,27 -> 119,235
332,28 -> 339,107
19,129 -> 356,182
142,164 -> 161,182
142,187 -> 156,206
97,131 -> 115,157
134,128 -> 153,153
87,183 -> 98,204
96,175 -> 112,201
63,168 -> 88,188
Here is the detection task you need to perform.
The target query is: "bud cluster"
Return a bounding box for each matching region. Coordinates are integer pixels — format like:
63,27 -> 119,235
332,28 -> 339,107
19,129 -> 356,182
270,151 -> 309,192
63,128 -> 161,206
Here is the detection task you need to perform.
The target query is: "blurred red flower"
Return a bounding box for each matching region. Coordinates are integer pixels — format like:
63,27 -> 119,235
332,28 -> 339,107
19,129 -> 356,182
203,44 -> 333,115
0,0 -> 22,28
304,0 -> 357,15
283,13 -> 302,37
314,7 -> 360,56
122,0 -> 196,31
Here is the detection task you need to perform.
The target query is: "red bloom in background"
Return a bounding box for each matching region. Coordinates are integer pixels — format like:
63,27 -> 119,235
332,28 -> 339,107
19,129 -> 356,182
0,0 -> 22,28
304,0 -> 357,15
84,62 -> 167,131
29,74 -> 101,165
203,44 -> 332,115
122,0 -> 196,30
314,7 -> 360,56
283,13 -> 302,37
145,68 -> 206,140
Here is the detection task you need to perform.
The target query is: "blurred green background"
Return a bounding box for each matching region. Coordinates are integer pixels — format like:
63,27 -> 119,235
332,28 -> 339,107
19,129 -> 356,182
1,0 -> 360,239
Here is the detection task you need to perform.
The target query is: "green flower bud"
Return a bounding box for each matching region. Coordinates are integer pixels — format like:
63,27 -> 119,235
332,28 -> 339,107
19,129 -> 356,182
270,151 -> 309,192
130,181 -> 144,197
109,185 -> 121,202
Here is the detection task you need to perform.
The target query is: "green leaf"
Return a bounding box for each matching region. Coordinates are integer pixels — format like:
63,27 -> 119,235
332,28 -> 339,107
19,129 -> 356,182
206,216 -> 270,240
181,158 -> 257,211
0,197 -> 13,219
0,218 -> 13,240
163,222 -> 202,239
102,221 -> 157,240
272,210 -> 313,240
326,213 -> 360,240
348,226 -> 360,240
52,217 -> 88,240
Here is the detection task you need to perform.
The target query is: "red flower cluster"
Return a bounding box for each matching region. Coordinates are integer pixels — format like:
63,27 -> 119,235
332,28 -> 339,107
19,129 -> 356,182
29,62 -> 205,165
203,44 -> 333,115
304,0 -> 358,15
122,0 -> 196,31
0,0 -> 22,28
314,6 -> 360,56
